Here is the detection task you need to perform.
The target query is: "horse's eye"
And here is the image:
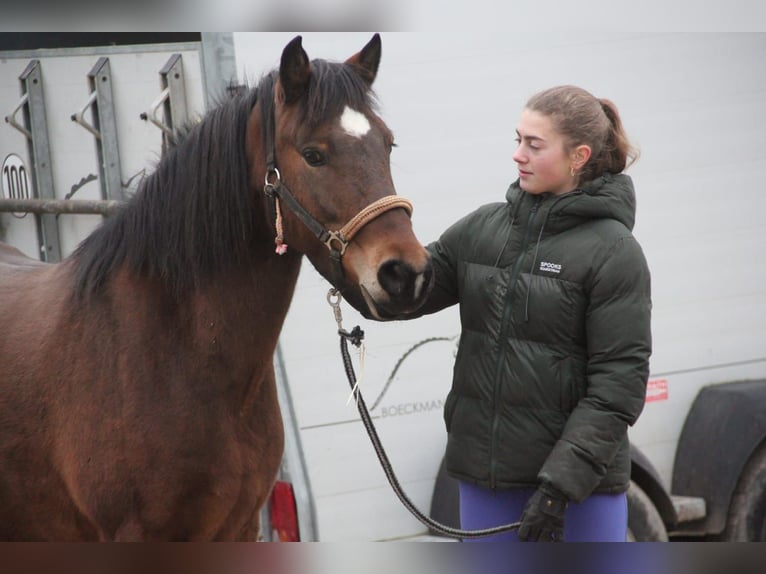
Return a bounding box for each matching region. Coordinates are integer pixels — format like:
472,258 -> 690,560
302,149 -> 326,167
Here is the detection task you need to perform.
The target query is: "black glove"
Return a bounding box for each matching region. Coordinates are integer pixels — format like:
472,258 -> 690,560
517,482 -> 568,542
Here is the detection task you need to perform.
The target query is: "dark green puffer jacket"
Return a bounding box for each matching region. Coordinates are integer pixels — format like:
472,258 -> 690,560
420,173 -> 651,502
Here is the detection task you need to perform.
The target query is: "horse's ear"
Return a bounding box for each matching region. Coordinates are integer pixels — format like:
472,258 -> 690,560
279,35 -> 311,104
345,33 -> 381,86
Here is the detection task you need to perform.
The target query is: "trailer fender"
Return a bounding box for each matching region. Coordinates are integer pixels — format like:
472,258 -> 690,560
671,379 -> 766,535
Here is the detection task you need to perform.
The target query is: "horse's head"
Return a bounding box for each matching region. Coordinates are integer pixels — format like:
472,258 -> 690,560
248,34 -> 433,319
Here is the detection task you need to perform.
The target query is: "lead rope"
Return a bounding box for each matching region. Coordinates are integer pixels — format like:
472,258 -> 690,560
327,289 -> 521,540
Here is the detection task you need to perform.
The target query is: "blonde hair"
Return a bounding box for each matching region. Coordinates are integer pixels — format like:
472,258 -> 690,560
526,85 -> 639,183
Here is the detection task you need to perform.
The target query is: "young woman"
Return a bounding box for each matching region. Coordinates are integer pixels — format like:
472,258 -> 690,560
413,85 -> 652,542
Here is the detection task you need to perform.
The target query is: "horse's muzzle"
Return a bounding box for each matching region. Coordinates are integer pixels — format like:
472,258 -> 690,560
359,258 -> 434,321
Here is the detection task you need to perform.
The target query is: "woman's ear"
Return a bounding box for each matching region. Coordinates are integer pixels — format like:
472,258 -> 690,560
572,144 -> 592,171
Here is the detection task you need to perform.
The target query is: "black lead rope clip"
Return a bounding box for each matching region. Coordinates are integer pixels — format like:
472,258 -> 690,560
339,325 -> 365,348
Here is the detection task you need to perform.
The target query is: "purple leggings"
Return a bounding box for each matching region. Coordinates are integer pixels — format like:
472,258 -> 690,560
459,481 -> 628,542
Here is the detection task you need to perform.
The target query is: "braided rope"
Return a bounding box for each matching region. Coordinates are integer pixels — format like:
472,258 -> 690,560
338,329 -> 520,540
274,196 -> 287,254
337,196 -> 413,243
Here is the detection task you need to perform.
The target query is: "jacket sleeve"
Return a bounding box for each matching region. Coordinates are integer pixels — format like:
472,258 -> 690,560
538,235 -> 652,502
402,217 -> 465,318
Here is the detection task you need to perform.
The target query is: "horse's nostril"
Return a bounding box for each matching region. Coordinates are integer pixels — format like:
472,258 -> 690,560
378,260 -> 415,298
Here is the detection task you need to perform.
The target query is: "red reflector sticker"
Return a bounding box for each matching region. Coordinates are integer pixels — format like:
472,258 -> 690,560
646,378 -> 668,403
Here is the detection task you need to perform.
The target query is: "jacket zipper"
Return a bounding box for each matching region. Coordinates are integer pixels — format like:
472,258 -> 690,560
489,194 -> 542,489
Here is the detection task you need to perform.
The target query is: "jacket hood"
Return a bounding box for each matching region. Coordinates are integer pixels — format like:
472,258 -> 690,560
505,173 -> 637,231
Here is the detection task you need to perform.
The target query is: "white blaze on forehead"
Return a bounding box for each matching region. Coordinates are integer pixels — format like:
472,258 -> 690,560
339,106 -> 371,138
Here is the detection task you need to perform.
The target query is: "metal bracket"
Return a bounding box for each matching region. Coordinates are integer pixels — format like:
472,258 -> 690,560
4,93 -> 33,140
70,57 -> 125,201
71,91 -> 99,139
140,54 -> 188,146
3,60 -> 62,262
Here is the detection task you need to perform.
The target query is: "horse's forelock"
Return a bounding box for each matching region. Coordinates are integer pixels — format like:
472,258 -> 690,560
259,60 -> 376,141
303,59 -> 378,126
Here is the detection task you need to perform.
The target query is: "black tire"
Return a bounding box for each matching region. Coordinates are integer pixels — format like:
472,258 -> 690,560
627,480 -> 668,541
721,444 -> 766,541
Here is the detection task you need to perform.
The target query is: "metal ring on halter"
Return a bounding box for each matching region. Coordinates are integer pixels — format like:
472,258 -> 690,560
263,167 -> 281,195
324,230 -> 350,256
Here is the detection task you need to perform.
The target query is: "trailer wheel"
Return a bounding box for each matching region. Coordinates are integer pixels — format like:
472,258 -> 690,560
627,480 -> 668,541
721,444 -> 766,541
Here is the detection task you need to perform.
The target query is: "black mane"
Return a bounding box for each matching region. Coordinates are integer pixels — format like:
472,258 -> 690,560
72,58 -> 376,299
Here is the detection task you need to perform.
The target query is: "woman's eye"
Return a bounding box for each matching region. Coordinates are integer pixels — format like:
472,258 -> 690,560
302,149 -> 326,167
515,137 -> 539,151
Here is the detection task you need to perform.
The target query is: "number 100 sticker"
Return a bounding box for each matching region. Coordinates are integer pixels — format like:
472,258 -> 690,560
2,154 -> 31,218
2,154 -> 30,201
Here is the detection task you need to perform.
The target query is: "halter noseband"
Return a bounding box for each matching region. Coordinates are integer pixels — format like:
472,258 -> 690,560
262,108 -> 413,285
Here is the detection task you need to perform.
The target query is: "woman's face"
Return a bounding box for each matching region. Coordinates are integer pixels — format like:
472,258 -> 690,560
513,108 -> 577,196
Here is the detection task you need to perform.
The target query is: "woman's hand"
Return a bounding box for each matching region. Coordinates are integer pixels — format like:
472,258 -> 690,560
518,482 -> 569,542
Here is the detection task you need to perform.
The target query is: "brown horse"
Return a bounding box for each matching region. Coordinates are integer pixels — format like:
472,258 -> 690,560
0,34 -> 433,541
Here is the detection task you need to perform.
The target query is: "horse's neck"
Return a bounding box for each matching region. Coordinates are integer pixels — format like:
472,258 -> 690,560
100,252 -> 303,373
193,254 -> 303,346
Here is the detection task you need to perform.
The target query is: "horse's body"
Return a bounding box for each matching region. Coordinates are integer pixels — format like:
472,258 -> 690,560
0,242 -> 294,540
0,35 -> 432,540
